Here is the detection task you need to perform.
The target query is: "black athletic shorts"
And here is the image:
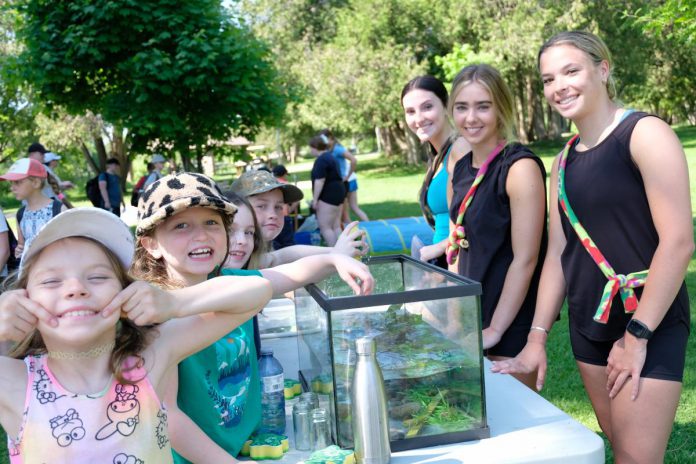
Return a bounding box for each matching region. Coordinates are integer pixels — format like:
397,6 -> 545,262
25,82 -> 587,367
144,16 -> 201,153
569,321 -> 688,382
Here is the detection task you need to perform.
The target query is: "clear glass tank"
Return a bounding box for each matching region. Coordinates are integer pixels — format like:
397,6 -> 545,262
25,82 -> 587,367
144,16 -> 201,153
294,255 -> 488,451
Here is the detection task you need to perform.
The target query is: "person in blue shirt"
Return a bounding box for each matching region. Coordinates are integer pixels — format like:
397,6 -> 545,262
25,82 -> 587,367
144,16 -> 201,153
98,158 -> 124,216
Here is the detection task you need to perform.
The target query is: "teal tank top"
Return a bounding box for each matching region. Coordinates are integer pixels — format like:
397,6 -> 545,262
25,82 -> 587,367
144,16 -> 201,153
426,152 -> 450,244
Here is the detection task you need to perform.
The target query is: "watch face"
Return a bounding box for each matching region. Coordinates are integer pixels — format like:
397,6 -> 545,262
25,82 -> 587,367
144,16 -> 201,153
627,319 -> 652,339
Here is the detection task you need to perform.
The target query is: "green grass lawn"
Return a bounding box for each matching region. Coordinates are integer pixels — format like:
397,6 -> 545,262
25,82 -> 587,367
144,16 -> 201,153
1,126 -> 695,462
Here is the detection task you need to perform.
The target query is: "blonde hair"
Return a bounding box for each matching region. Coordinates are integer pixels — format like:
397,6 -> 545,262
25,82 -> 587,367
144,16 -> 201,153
449,64 -> 515,141
538,31 -> 616,100
9,237 -> 155,385
131,211 -> 232,289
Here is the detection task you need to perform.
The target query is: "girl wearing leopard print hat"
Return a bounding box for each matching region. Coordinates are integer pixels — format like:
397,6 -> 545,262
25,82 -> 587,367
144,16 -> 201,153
0,207 -> 272,463
492,31 -> 692,462
131,172 -> 373,463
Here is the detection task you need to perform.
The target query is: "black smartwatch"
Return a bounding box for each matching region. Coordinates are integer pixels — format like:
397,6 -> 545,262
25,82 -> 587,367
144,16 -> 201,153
626,318 -> 653,340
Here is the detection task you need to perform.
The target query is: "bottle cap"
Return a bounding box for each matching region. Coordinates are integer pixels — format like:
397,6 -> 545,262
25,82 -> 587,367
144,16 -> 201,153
355,337 -> 376,355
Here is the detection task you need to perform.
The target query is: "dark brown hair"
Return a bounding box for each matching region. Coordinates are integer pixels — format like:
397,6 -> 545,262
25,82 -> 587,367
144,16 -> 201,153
9,237 -> 155,385
401,75 -> 455,227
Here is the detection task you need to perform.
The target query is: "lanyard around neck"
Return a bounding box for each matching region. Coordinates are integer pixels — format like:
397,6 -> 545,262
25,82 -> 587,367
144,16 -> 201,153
446,140 -> 507,265
558,135 -> 648,324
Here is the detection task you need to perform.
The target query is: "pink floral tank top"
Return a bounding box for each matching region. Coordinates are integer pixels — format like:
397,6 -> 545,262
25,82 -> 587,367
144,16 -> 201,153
7,355 -> 172,464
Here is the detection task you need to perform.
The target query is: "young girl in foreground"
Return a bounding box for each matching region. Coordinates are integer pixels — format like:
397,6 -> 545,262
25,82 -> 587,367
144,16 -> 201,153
131,173 -> 372,463
446,64 -> 547,389
492,31 -> 692,462
0,207 -> 271,463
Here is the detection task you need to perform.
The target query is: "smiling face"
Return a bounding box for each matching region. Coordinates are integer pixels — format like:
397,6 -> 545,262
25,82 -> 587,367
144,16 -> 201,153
26,238 -> 123,350
248,189 -> 285,242
141,207 -> 228,285
402,88 -> 448,144
539,44 -> 609,121
225,204 -> 256,269
452,82 -> 499,150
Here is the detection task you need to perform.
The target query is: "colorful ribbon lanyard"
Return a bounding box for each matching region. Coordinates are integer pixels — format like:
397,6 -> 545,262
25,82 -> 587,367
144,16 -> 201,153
558,135 -> 648,324
446,140 -> 507,265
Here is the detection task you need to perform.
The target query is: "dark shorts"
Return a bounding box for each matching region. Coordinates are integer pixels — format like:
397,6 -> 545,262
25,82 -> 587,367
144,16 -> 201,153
485,323 -> 530,358
319,181 -> 347,206
569,321 -> 688,382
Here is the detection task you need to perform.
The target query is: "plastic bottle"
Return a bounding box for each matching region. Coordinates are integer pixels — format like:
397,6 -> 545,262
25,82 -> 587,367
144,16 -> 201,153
351,337 -> 391,463
258,348 -> 286,434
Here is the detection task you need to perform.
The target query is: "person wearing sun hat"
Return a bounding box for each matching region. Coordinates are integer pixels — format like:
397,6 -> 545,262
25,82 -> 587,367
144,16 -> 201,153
0,158 -> 65,259
230,169 -> 303,244
130,171 -> 266,462
43,152 -> 75,191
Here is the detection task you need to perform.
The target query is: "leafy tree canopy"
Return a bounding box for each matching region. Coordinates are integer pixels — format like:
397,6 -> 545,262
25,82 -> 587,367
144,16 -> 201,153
14,0 -> 287,163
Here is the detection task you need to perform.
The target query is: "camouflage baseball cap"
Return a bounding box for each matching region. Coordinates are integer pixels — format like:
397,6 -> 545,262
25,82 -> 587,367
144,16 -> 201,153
230,169 -> 304,203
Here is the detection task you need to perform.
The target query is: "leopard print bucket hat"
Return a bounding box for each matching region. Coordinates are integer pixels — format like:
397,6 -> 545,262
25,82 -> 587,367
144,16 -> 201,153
136,172 -> 237,237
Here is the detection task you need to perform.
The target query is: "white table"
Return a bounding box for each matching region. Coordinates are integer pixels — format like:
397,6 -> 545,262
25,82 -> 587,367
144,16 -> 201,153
255,300 -> 604,464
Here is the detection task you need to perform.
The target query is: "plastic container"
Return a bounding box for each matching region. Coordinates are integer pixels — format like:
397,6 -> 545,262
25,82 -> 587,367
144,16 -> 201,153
258,348 -> 286,434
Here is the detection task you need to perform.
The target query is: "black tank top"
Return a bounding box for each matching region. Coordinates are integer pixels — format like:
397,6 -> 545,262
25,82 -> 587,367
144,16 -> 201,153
450,143 -> 548,330
560,111 -> 689,341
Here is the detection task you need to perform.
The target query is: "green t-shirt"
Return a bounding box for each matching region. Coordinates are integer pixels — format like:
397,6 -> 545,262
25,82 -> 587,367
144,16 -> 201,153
173,268 -> 263,463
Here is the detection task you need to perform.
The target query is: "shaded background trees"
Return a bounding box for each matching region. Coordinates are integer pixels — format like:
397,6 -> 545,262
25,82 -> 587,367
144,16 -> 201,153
0,0 -> 693,178
9,0 -> 287,176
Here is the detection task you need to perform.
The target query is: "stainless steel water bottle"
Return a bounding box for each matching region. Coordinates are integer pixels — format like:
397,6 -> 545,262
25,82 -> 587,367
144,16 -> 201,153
351,337 -> 391,464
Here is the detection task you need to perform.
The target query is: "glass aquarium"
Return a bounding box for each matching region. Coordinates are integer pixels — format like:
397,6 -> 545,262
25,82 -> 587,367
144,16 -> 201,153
294,255 -> 488,452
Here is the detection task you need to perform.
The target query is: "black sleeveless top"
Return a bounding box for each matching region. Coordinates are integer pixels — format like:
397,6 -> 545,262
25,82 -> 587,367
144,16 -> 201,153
450,143 -> 548,330
560,112 -> 690,341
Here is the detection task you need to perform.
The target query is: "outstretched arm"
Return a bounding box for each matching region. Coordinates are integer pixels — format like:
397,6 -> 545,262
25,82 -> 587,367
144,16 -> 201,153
263,221 -> 367,267
105,275 -> 272,379
261,253 -> 374,297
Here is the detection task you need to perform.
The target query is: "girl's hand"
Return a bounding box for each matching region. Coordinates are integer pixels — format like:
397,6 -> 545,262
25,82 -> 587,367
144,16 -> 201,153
102,281 -> 178,326
606,335 -> 647,401
491,339 -> 548,392
0,289 -> 57,341
333,221 -> 368,257
332,254 -> 374,295
14,244 -> 23,259
418,243 -> 444,262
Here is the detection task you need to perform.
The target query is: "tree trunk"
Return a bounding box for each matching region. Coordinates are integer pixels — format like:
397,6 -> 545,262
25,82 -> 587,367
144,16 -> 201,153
195,147 -> 204,172
525,73 -> 536,142
514,68 -> 529,144
80,140 -> 99,173
546,104 -> 563,140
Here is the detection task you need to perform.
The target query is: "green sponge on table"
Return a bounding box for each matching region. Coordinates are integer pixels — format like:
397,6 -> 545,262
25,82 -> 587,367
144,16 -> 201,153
284,379 -> 302,399
301,445 -> 355,464
242,433 -> 289,460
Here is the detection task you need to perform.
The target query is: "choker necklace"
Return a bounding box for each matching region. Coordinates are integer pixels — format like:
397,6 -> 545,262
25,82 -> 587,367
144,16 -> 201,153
47,341 -> 115,360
